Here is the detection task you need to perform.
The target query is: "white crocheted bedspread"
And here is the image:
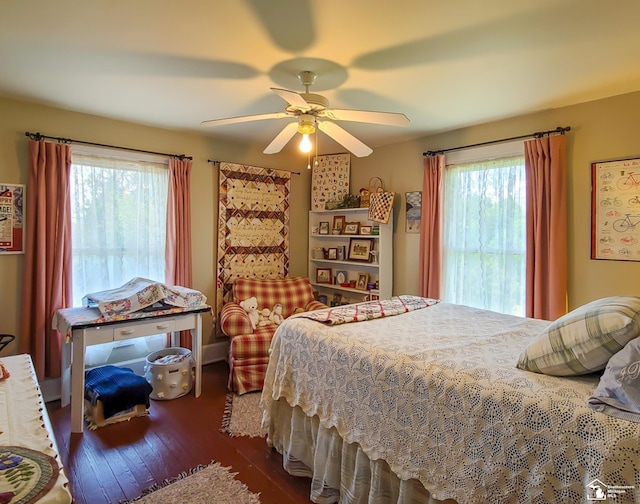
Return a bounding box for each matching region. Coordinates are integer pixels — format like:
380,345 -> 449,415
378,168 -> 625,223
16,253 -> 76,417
262,302 -> 640,503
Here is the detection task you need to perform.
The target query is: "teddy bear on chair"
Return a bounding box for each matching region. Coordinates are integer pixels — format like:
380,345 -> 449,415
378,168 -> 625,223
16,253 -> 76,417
269,303 -> 285,325
239,296 -> 259,330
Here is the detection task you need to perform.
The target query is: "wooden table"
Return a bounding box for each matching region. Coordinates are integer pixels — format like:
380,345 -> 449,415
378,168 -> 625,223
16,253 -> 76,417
53,306 -> 210,433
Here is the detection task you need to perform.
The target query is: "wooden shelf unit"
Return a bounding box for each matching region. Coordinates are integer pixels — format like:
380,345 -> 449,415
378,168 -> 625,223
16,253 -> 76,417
308,207 -> 393,304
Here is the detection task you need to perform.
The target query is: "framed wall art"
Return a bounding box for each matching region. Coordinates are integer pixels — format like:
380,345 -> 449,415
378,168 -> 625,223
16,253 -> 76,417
319,221 -> 330,235
356,272 -> 369,290
316,268 -> 332,283
343,222 -> 360,235
405,191 -> 422,233
348,238 -> 373,262
0,183 -> 25,254
591,157 -> 640,261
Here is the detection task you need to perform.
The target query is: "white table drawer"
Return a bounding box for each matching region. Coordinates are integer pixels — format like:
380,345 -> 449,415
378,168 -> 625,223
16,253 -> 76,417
82,325 -> 115,345
113,319 -> 176,341
174,313 -> 197,331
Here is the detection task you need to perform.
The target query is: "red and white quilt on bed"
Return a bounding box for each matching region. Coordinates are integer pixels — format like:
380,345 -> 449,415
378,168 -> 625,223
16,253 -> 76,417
295,295 -> 439,325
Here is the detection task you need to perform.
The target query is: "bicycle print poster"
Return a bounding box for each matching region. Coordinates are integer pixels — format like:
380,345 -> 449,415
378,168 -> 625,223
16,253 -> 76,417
591,157 -> 640,261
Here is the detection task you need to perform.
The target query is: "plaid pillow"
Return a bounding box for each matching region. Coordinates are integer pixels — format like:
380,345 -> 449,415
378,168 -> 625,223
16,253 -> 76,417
517,296 -> 640,376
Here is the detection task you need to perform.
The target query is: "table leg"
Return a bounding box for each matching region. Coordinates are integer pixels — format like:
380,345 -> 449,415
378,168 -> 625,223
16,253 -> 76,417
60,337 -> 72,408
70,330 -> 86,433
194,314 -> 202,398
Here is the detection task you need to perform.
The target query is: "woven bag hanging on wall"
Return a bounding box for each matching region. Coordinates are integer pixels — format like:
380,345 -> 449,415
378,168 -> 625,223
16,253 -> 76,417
367,177 -> 395,224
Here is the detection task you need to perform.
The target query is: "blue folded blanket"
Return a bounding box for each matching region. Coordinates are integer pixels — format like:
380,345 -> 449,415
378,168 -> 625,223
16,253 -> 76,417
85,365 -> 153,419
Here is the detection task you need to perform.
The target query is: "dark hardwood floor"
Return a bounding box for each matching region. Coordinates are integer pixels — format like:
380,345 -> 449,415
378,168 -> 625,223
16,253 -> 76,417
47,361 -> 314,504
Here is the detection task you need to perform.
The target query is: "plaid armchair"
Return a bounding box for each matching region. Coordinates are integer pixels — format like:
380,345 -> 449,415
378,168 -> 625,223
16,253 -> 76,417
220,276 -> 327,394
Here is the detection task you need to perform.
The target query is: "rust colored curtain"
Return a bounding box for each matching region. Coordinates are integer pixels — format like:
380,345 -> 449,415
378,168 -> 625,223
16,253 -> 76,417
419,154 -> 445,298
525,135 -> 568,320
20,140 -> 72,379
165,157 -> 193,348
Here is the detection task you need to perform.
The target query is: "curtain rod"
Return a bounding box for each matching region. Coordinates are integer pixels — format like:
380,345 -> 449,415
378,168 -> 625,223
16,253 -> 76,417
25,132 -> 192,161
422,126 -> 571,157
208,159 -> 301,175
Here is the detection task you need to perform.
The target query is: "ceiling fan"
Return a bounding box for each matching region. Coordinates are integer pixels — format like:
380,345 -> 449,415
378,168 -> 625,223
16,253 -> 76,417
201,70 -> 410,158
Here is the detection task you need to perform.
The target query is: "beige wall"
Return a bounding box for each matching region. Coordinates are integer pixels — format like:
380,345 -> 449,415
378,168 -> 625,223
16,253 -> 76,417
350,90 -> 640,311
0,95 -> 311,352
1,90 -> 639,353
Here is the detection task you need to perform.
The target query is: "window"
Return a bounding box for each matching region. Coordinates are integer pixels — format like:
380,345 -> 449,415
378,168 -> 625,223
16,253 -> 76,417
442,151 -> 526,316
70,149 -> 169,306
70,147 -> 169,368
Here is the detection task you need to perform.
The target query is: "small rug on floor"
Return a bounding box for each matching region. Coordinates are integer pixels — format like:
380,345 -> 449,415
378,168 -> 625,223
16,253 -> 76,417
121,461 -> 261,504
220,392 -> 267,437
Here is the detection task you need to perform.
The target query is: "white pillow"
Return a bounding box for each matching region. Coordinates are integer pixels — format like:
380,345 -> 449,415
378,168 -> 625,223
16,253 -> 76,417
517,296 -> 640,376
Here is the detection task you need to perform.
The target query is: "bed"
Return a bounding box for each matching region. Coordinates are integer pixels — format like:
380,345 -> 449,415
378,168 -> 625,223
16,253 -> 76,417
261,296 -> 640,504
0,354 -> 73,503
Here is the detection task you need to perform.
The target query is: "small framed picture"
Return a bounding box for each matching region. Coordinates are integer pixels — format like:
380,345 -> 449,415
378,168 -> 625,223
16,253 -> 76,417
327,247 -> 338,260
317,294 -> 328,305
333,215 -> 346,233
316,268 -> 332,284
344,222 -> 360,235
348,238 -> 373,262
359,225 -> 372,235
335,270 -> 348,285
356,272 -> 369,290
319,221 -> 330,235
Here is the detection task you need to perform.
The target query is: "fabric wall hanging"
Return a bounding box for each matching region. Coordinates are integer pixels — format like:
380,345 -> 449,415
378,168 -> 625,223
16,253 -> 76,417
216,163 -> 291,319
311,154 -> 350,210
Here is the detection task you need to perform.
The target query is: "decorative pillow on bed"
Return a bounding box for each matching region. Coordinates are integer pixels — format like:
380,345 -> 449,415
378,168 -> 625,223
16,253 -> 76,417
588,336 -> 640,422
517,296 -> 640,376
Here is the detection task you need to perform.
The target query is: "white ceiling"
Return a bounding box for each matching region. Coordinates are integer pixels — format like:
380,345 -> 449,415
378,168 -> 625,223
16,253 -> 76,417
2,0 -> 640,156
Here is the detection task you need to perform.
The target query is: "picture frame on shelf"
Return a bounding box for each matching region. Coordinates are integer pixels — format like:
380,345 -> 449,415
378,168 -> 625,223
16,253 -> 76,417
331,293 -> 343,306
327,247 -> 338,260
348,238 -> 373,262
316,268 -> 332,284
319,221 -> 330,235
359,225 -> 372,235
318,294 -> 328,305
335,270 -> 348,285
344,222 -> 360,235
356,272 -> 369,290
333,215 -> 346,233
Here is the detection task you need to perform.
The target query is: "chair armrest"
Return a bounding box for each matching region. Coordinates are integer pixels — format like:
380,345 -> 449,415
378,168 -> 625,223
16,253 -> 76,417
220,302 -> 254,337
305,300 -> 329,312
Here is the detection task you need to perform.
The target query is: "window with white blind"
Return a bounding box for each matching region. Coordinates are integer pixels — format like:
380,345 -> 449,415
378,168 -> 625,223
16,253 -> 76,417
70,147 -> 169,367
442,144 -> 526,316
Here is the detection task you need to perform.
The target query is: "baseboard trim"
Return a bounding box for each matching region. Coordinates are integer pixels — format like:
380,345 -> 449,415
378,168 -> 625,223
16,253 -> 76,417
41,340 -> 230,403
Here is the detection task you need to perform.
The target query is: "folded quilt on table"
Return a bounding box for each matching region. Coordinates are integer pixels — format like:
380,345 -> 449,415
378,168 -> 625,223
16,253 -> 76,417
295,295 -> 439,325
84,365 -> 152,420
82,277 -> 208,319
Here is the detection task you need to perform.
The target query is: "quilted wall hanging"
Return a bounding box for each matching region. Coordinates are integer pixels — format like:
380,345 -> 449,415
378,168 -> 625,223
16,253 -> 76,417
216,162 -> 291,318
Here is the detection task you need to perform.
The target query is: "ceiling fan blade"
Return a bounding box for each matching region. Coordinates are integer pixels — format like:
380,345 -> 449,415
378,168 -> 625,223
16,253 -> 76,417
318,121 -> 373,158
263,122 -> 300,154
271,88 -> 310,110
320,108 -> 410,127
201,112 -> 289,127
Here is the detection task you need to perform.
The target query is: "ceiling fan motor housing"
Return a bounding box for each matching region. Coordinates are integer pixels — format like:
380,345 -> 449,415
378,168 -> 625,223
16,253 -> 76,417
298,114 -> 316,134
